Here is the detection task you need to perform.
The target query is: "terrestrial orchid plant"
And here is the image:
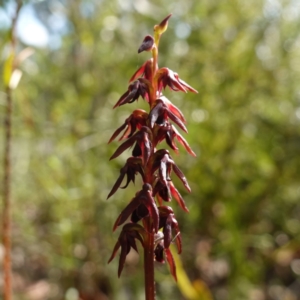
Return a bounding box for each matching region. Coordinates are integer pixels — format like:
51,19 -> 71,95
107,14 -> 197,299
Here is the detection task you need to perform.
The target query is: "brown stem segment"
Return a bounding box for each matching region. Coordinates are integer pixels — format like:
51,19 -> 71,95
144,231 -> 156,300
2,3 -> 22,299
143,147 -> 156,299
3,86 -> 12,300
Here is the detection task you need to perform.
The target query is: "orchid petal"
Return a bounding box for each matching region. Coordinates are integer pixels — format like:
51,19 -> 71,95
113,197 -> 140,231
107,240 -> 121,264
169,181 -> 189,212
109,135 -> 136,160
107,170 -> 126,199
108,123 -> 127,144
165,248 -> 177,281
171,163 -> 191,192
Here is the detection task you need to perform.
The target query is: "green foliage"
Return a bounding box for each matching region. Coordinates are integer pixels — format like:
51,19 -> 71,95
1,0 -> 300,299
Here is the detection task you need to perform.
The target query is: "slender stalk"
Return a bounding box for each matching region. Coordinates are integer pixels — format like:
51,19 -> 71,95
3,86 -> 13,300
143,150 -> 156,299
2,3 -> 22,299
142,33 -> 161,300
144,231 -> 155,300
152,47 -> 158,79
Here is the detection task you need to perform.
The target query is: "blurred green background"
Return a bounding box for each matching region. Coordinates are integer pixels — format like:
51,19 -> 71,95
1,0 -> 300,299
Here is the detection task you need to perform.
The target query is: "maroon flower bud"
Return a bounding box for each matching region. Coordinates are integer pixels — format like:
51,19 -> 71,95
154,14 -> 172,36
138,35 -> 155,53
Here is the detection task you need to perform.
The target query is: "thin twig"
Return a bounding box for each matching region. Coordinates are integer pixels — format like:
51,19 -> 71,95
2,2 -> 22,300
3,85 -> 13,300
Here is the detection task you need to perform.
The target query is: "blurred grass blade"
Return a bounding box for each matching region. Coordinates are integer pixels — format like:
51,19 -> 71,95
3,53 -> 14,88
171,244 -> 213,300
9,69 -> 22,90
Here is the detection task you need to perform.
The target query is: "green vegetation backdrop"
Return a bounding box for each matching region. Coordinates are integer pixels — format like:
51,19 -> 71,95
1,0 -> 300,299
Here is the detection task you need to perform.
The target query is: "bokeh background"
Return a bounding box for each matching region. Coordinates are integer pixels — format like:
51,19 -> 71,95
1,0 -> 300,299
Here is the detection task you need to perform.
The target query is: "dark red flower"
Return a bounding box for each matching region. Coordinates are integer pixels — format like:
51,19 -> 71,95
114,78 -> 151,108
154,239 -> 177,281
108,109 -> 148,143
156,67 -> 198,94
149,98 -> 188,133
154,123 -> 196,156
107,157 -> 145,199
151,149 -> 191,192
110,126 -> 153,164
158,206 -> 182,253
108,223 -> 146,277
153,179 -> 189,212
113,183 -> 159,233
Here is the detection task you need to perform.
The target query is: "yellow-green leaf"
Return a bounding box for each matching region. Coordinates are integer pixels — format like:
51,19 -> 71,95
3,53 -> 14,88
